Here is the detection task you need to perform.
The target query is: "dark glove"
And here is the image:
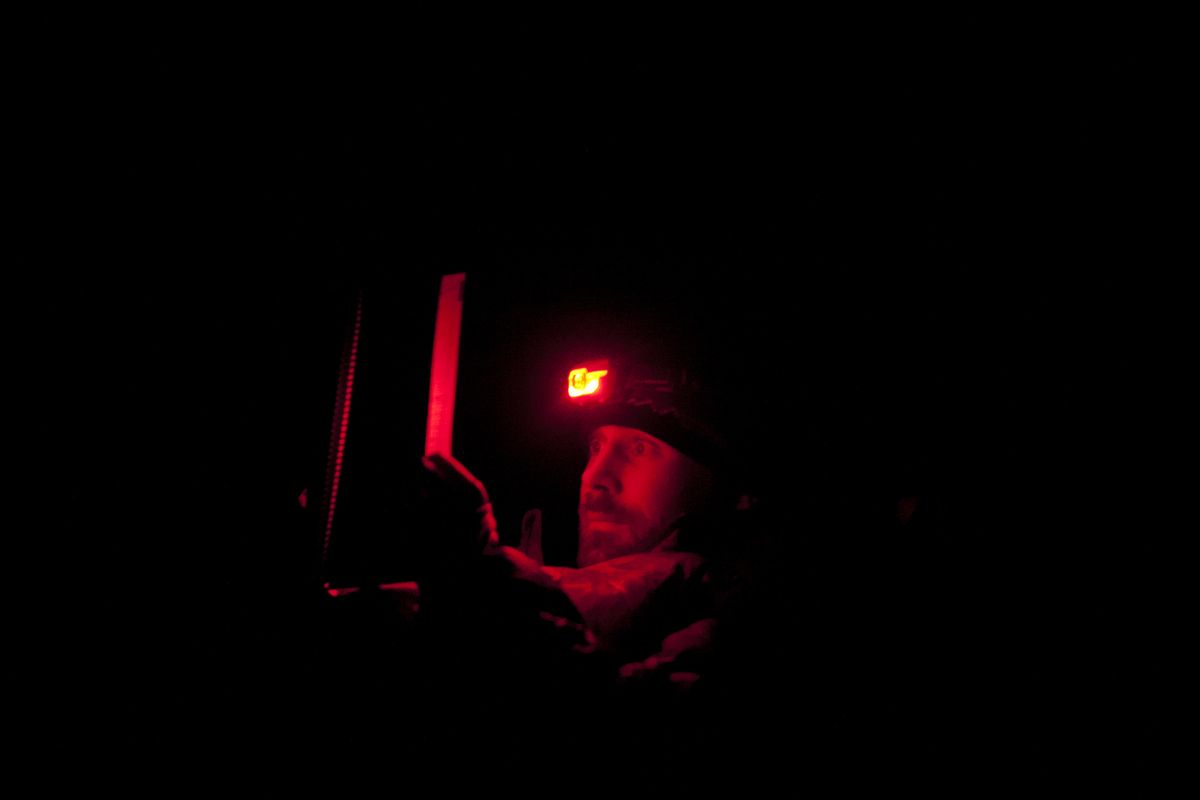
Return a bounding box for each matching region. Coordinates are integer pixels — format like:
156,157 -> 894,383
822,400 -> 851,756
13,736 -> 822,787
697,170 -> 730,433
413,452 -> 500,575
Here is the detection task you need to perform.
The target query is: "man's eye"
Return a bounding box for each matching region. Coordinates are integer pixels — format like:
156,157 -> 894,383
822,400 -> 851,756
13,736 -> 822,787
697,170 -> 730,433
589,439 -> 602,456
631,440 -> 648,457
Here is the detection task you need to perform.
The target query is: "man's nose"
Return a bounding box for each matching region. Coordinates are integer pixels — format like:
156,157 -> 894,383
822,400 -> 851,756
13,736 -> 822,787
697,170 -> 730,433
583,448 -> 622,495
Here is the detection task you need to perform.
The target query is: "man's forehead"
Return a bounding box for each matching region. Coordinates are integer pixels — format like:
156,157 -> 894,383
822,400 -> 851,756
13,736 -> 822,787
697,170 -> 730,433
590,424 -> 678,452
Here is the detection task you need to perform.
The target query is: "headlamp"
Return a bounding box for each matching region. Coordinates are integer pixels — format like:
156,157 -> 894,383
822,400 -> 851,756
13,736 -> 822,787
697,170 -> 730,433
566,359 -> 611,400
564,355 -> 728,473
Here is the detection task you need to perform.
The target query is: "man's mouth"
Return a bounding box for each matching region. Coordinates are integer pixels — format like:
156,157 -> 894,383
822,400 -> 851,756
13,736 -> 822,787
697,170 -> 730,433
580,508 -> 630,531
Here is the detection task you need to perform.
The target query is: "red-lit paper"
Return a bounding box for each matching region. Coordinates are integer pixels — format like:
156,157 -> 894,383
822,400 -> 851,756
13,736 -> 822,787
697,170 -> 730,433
425,273 -> 466,456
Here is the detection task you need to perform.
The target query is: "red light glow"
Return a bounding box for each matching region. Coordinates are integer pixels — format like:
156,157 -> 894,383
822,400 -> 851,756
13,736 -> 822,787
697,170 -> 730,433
568,367 -> 608,398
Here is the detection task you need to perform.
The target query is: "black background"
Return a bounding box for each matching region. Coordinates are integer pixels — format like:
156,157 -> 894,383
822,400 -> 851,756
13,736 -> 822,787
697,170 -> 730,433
26,13 -> 1165,784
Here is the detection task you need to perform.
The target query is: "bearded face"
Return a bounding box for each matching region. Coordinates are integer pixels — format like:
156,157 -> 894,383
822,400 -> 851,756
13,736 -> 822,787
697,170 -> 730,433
576,425 -> 714,567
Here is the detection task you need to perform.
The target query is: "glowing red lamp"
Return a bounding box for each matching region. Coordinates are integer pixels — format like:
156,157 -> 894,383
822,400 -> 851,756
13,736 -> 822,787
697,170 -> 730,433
567,360 -> 611,400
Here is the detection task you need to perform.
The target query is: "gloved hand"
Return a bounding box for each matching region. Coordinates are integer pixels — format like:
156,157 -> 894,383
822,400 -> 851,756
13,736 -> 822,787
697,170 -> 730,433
414,452 -> 500,574
618,617 -> 717,693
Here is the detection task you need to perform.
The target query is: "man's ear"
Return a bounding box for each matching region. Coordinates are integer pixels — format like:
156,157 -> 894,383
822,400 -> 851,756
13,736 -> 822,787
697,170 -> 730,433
681,457 -> 717,506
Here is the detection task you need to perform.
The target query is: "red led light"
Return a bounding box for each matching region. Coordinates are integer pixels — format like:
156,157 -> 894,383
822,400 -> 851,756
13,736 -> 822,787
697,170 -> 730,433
568,366 -> 608,398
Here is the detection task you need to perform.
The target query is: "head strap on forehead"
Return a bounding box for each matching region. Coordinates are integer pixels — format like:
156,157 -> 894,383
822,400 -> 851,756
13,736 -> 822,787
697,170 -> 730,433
568,356 -> 728,472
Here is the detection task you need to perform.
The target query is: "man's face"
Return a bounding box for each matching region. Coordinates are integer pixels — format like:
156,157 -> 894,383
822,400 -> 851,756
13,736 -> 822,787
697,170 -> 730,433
577,424 -> 714,567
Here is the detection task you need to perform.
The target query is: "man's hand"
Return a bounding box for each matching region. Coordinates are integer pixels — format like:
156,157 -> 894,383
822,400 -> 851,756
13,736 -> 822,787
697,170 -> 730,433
415,452 -> 500,571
